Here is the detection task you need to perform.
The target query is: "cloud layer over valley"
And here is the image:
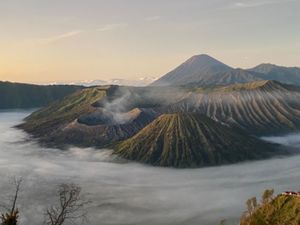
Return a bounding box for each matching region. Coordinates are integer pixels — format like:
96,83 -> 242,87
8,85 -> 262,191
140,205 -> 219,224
1,111 -> 300,225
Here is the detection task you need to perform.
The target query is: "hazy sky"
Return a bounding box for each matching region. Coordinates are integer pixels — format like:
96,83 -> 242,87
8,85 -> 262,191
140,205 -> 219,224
0,0 -> 299,84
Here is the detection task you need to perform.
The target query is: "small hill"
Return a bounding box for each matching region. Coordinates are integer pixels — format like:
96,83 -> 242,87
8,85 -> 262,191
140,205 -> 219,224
250,63 -> 300,85
0,81 -> 82,109
114,113 -> 282,168
18,86 -> 109,135
240,194 -> 300,225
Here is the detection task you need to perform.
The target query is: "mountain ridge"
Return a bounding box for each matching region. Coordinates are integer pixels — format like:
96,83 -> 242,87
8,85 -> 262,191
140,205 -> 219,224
151,54 -> 300,87
0,81 -> 83,109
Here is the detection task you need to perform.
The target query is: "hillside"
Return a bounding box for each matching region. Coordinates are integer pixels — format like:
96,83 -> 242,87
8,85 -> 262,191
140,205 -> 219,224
250,63 -> 300,85
18,86 -> 160,148
239,193 -> 300,225
0,81 -> 82,109
114,113 -> 282,168
167,80 -> 300,135
18,86 -> 109,135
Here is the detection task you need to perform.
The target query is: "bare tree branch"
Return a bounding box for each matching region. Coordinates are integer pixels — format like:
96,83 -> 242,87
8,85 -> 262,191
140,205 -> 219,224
0,177 -> 22,225
44,184 -> 90,225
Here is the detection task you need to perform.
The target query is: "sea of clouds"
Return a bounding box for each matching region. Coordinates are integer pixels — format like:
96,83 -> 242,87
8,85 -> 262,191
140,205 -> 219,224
0,110 -> 300,225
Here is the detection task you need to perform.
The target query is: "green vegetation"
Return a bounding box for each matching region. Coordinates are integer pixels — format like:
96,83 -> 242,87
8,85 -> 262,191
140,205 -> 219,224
0,81 -> 82,109
18,87 -> 108,135
189,80 -> 296,93
214,80 -> 278,92
239,189 -> 300,225
114,113 -> 281,168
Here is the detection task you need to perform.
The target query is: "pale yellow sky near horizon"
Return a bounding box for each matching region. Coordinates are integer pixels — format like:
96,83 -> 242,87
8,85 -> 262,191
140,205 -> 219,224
0,0 -> 299,84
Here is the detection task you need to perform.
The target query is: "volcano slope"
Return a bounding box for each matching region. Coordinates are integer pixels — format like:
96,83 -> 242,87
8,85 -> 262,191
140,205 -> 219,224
167,80 -> 300,136
18,85 -> 175,148
19,80 -> 300,150
114,113 -> 283,168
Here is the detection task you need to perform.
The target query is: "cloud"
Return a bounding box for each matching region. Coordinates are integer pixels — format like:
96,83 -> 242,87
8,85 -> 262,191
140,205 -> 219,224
39,30 -> 83,44
2,111 -> 300,225
144,16 -> 161,21
230,0 -> 296,9
97,23 -> 128,32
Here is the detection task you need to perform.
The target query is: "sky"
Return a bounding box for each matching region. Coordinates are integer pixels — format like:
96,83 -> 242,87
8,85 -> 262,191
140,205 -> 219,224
0,0 -> 299,84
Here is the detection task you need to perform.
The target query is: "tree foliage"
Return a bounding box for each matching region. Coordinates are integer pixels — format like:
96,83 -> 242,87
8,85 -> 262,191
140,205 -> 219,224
261,189 -> 274,204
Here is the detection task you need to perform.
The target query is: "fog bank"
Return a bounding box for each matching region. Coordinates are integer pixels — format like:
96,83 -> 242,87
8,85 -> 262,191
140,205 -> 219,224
0,111 -> 300,225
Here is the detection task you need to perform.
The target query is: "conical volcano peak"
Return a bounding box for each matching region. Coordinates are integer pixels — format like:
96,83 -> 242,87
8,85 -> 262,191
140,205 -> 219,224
150,54 -> 234,86
114,113 -> 280,168
185,54 -> 230,68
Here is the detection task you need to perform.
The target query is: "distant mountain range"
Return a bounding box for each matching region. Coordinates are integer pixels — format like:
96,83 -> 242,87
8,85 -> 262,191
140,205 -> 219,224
0,81 -> 82,109
151,54 -> 300,86
60,77 -> 158,87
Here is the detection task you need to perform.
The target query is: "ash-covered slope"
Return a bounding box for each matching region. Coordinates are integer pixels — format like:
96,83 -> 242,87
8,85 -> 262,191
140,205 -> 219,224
114,113 -> 281,168
168,80 -> 300,135
151,54 -> 260,86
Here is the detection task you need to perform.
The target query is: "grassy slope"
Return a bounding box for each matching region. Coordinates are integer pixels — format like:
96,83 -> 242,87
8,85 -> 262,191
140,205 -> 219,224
240,195 -> 300,225
19,87 -> 108,135
0,81 -> 82,109
114,113 -> 281,168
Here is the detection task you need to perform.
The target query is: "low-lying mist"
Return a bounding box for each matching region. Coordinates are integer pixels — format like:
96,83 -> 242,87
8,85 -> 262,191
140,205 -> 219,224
1,111 -> 300,225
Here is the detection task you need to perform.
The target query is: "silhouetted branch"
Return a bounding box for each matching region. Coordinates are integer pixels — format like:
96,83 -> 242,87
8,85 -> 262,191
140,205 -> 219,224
0,177 -> 22,225
44,184 -> 90,225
